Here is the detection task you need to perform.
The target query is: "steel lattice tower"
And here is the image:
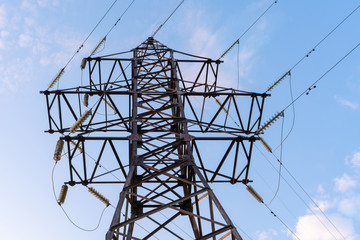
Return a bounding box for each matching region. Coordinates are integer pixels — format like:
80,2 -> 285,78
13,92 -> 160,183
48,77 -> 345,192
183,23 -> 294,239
42,37 -> 268,240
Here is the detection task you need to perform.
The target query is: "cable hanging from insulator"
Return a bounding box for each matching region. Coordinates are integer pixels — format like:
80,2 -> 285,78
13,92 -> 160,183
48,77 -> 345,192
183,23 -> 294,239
54,139 -> 64,162
102,98 -> 116,113
58,184 -> 68,205
70,140 -> 83,153
48,68 -> 64,89
256,111 -> 283,135
266,70 -> 291,93
246,185 -> 264,203
219,40 -> 239,59
80,58 -> 87,70
214,98 -> 229,114
90,37 -> 106,56
70,109 -> 92,133
83,94 -> 89,107
88,187 -> 110,206
259,137 -> 272,153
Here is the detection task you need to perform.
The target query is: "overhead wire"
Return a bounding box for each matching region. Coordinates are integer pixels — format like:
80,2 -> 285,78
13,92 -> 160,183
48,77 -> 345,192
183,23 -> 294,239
273,74 -> 295,152
219,0 -> 278,59
48,0 -> 136,89
269,152 -> 346,239
51,162 -> 108,232
265,2 -> 360,93
254,144 -> 343,240
282,40 -> 360,113
263,203 -> 301,240
64,0 -> 120,69
268,112 -> 284,205
151,0 -> 185,38
289,3 -> 360,72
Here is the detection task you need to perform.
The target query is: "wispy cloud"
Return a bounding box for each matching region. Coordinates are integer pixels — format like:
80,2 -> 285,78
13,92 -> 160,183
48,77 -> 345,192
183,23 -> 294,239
333,173 -> 357,193
349,151 -> 360,168
338,197 -> 360,217
334,96 -> 359,110
0,5 -> 6,29
255,229 -> 278,240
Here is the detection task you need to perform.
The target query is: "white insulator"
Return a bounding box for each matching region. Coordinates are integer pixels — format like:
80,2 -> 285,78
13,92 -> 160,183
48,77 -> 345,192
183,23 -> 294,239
88,187 -> 110,206
102,98 -> 116,113
266,71 -> 291,93
58,184 -> 68,205
70,109 -> 92,133
214,98 -> 228,114
83,94 -> 89,107
219,39 -> 239,59
246,185 -> 263,203
80,58 -> 87,70
91,37 -> 106,56
259,137 -> 272,153
70,140 -> 83,153
256,111 -> 283,134
48,68 -> 65,89
53,140 -> 64,162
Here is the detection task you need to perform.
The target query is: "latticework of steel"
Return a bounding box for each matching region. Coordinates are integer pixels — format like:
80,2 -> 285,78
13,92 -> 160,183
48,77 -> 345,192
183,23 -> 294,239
42,37 -> 269,239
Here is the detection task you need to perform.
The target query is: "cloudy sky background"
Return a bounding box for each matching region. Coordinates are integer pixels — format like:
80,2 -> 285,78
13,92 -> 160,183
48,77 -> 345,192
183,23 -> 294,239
0,0 -> 360,239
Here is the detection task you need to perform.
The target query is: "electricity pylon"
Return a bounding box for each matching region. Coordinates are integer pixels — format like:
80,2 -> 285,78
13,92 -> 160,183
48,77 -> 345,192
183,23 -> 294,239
42,37 -> 268,239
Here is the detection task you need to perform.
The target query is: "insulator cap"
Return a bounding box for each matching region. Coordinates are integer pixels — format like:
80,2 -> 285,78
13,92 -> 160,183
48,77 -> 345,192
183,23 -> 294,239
70,109 -> 92,133
214,98 -> 228,114
246,185 -> 263,203
80,58 -> 87,70
102,98 -> 116,113
48,68 -> 65,89
88,187 -> 110,206
91,37 -> 106,56
58,184 -> 68,205
83,94 -> 89,107
70,140 -> 83,153
259,137 -> 272,153
54,140 -> 64,162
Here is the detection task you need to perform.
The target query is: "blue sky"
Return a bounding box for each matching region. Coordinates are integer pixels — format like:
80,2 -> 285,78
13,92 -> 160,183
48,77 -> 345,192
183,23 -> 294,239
0,0 -> 360,239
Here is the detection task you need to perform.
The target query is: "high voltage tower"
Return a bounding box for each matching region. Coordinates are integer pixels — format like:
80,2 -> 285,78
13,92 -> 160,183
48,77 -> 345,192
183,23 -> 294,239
42,37 -> 269,239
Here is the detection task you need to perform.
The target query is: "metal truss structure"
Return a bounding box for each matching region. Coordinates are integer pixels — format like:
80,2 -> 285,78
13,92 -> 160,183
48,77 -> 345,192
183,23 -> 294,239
42,37 -> 269,239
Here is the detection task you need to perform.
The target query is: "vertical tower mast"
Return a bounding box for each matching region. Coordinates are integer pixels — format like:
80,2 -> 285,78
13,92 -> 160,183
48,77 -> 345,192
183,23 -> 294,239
106,37 -> 242,239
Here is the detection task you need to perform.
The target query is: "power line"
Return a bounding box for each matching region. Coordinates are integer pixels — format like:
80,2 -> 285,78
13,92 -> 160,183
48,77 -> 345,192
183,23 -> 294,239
266,2 -> 360,93
283,40 -> 360,112
273,154 -> 347,240
219,0 -> 278,59
289,3 -> 360,72
254,144 -> 343,240
151,0 -> 185,38
64,0 -> 120,69
51,163 -> 108,232
48,0 -> 136,90
263,203 -> 301,240
268,113 -> 284,205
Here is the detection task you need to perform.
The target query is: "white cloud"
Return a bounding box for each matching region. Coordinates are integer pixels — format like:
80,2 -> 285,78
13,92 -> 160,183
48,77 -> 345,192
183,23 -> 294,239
18,33 -> 33,48
338,197 -> 360,217
255,229 -> 278,240
350,152 -> 360,168
333,174 -> 357,193
294,214 -> 356,240
0,5 -> 6,29
21,0 -> 37,12
334,96 -> 359,110
317,184 -> 325,194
